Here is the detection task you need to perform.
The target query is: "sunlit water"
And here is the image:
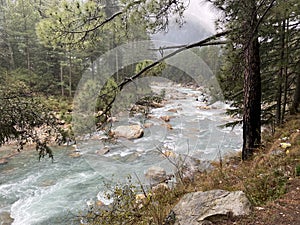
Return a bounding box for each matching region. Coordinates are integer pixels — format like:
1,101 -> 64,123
0,84 -> 242,225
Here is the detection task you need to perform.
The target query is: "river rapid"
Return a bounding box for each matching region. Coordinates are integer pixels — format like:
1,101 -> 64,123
0,83 -> 242,225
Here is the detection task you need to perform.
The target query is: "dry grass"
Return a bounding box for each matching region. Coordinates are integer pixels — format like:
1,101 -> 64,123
83,114 -> 300,224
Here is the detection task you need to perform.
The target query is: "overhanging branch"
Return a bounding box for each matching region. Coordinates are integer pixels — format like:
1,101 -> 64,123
149,41 -> 227,51
118,31 -> 229,90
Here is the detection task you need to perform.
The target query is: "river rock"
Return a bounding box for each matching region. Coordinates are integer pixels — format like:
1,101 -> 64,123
160,115 -> 170,122
143,122 -> 153,128
173,190 -> 251,225
145,166 -> 167,183
0,158 -> 8,165
163,123 -> 173,130
95,147 -> 110,155
69,152 -> 81,158
113,125 -> 144,139
0,211 -> 14,225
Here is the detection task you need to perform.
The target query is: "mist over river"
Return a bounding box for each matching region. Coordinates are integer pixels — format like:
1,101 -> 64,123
0,83 -> 242,225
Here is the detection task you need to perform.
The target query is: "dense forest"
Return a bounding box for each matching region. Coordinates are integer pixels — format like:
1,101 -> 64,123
0,0 -> 300,224
0,0 -> 299,160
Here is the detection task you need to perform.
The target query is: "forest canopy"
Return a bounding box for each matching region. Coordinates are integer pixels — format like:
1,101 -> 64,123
0,0 -> 299,160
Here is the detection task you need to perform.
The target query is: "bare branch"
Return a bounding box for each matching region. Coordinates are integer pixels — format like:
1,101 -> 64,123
148,40 -> 228,51
95,31 -> 229,127
118,31 -> 228,90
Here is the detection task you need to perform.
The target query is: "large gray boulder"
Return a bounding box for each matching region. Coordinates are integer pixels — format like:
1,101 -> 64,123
113,125 -> 144,139
173,189 -> 251,225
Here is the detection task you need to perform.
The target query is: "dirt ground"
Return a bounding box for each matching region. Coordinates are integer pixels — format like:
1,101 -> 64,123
214,177 -> 300,225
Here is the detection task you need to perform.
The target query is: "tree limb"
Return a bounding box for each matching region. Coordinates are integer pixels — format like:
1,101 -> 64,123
148,40 -> 228,51
118,31 -> 229,90
96,31 -> 229,128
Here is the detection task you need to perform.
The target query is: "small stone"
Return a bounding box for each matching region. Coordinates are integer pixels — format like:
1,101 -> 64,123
168,108 -> 178,113
144,123 -> 153,128
95,147 -> 110,155
69,152 -> 81,158
163,123 -> 173,130
0,158 -> 8,165
160,116 -> 170,122
279,142 -> 291,149
145,166 -> 167,183
152,183 -> 169,193
255,207 -> 265,211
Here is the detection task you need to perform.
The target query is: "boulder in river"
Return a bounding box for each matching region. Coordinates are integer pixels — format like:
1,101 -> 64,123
0,211 -> 14,225
173,189 -> 251,225
69,152 -> 81,158
145,166 -> 167,183
95,147 -> 110,155
0,158 -> 8,165
113,125 -> 144,139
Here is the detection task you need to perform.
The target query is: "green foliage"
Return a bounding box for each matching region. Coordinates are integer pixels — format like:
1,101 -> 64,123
96,78 -> 119,126
296,164 -> 300,177
84,177 -> 144,225
81,175 -> 186,225
122,0 -> 187,33
0,70 -> 61,149
36,0 -> 149,50
242,168 -> 287,205
73,77 -> 119,134
216,0 -> 300,127
135,60 -> 166,77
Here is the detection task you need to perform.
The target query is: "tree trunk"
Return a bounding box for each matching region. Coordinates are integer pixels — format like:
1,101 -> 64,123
60,63 -> 64,97
291,73 -> 300,114
242,1 -> 262,160
68,53 -> 72,97
276,19 -> 286,125
281,18 -> 289,122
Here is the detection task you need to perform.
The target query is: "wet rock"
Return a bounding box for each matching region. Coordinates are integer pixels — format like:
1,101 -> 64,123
168,108 -> 178,113
160,115 -> 170,122
113,125 -> 144,139
0,211 -> 14,225
143,122 -> 153,128
69,152 -> 81,158
149,102 -> 164,108
174,155 -> 213,182
163,123 -> 173,130
145,166 -> 167,183
197,105 -> 211,110
122,152 -> 140,162
152,183 -> 170,193
173,190 -> 251,225
0,158 -> 8,165
95,147 -> 110,155
162,150 -> 177,158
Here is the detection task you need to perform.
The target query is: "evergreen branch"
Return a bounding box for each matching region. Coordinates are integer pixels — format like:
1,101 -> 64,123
255,0 -> 277,33
64,11 -> 123,34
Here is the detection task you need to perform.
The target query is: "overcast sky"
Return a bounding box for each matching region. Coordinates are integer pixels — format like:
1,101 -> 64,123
152,1 -> 219,44
185,0 -> 218,33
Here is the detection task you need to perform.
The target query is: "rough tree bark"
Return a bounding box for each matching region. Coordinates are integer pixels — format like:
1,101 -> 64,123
291,73 -> 300,114
242,0 -> 262,160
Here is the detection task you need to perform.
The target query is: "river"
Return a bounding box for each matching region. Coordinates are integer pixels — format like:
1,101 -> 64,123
0,83 -> 242,225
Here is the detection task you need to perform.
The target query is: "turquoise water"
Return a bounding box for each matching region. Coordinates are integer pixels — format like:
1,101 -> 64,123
0,85 -> 242,225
